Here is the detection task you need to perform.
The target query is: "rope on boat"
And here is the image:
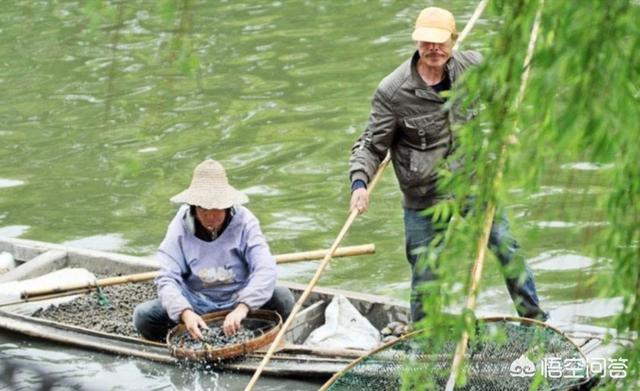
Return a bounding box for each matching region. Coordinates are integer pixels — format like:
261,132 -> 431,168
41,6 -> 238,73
445,1 -> 546,389
94,283 -> 109,307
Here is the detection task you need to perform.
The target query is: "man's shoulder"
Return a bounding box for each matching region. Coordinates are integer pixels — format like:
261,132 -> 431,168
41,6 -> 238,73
377,56 -> 413,99
452,50 -> 483,67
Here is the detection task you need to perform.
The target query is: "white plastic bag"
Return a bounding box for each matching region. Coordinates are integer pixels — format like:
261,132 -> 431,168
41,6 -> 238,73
304,294 -> 381,350
0,268 -> 96,302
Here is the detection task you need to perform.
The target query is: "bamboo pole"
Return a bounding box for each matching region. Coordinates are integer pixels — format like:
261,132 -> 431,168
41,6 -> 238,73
452,0 -> 490,51
0,288 -> 95,307
274,243 -> 374,264
269,343 -> 366,359
444,2 -> 544,389
244,155 -> 392,391
12,244 -> 375,301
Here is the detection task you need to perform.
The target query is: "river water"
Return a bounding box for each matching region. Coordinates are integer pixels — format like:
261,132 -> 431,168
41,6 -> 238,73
0,1 -> 618,390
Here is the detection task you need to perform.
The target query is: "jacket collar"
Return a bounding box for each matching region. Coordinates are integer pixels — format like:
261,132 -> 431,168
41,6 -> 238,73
184,205 -> 236,242
409,50 -> 460,102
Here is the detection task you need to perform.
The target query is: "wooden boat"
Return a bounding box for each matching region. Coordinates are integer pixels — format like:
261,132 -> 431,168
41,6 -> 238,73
0,236 -> 633,384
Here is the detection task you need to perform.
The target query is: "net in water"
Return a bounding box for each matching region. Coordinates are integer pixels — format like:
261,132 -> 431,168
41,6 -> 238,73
323,317 -> 591,390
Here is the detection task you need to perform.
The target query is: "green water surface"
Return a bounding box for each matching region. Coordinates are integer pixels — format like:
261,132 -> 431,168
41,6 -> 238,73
0,1 -> 616,389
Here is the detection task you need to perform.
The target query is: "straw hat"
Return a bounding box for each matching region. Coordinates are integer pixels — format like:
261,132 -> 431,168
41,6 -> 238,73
170,159 -> 248,209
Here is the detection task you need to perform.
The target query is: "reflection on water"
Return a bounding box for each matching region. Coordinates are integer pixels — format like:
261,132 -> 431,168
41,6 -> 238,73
560,162 -> 614,171
550,297 -> 624,324
276,261 -> 320,281
62,233 -> 128,252
0,179 -> 24,189
242,185 -> 282,197
524,185 -> 604,199
529,251 -> 595,271
0,226 -> 30,238
528,220 -> 608,229
0,334 -> 319,391
137,147 -> 158,154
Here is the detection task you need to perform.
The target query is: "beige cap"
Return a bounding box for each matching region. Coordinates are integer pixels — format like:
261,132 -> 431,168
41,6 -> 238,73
412,7 -> 457,43
170,159 -> 248,209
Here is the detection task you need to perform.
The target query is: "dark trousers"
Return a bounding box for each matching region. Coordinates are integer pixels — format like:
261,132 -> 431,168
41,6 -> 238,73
404,207 -> 547,322
133,286 -> 295,341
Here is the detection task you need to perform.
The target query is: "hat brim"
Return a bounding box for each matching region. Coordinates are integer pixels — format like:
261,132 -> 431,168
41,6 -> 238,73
170,187 -> 248,209
412,27 -> 452,43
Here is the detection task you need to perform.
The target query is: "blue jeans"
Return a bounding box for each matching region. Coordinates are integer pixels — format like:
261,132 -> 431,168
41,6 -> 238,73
133,286 -> 295,341
404,207 -> 547,322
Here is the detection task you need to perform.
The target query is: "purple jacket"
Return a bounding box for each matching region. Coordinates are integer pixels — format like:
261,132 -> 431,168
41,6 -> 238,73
155,205 -> 277,322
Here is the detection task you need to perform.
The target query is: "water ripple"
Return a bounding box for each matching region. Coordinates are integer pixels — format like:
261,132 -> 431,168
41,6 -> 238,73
529,221 -> 608,229
550,297 -> 623,323
0,178 -> 25,188
0,225 -> 29,237
62,233 -> 127,252
561,162 -> 614,171
529,251 -> 596,271
62,94 -> 103,104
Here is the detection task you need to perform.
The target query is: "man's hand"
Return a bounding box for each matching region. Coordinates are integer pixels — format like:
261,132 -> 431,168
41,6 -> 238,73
350,187 -> 369,214
180,309 -> 208,340
223,303 -> 250,336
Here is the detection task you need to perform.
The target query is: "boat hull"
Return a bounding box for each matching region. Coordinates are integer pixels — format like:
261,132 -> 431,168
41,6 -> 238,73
0,236 -> 631,383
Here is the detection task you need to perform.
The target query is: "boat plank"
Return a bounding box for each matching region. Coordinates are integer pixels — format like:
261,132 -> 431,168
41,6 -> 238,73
0,250 -> 67,283
270,344 -> 365,359
0,309 -> 174,363
286,300 -> 326,344
0,306 -> 358,378
0,236 -> 158,273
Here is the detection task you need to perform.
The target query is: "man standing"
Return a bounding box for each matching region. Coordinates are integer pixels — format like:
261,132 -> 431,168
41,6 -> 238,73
349,7 -> 546,322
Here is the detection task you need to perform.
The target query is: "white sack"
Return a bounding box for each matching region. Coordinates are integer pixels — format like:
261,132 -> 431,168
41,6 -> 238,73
0,268 -> 96,302
304,294 -> 380,350
0,252 -> 15,275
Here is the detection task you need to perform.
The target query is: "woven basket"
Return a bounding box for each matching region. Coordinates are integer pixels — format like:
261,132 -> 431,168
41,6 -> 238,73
166,309 -> 282,361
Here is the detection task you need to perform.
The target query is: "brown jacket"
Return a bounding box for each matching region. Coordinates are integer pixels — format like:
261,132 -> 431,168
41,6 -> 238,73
349,50 -> 482,209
